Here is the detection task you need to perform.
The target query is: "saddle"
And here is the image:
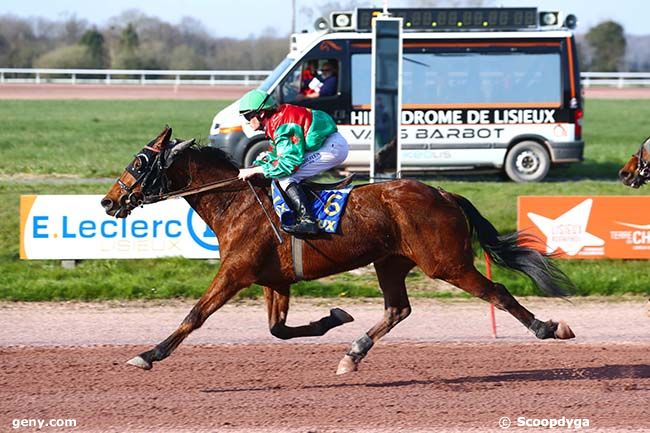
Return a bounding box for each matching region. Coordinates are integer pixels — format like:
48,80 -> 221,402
254,174 -> 355,193
270,175 -> 354,236
302,174 -> 355,193
261,174 -> 356,199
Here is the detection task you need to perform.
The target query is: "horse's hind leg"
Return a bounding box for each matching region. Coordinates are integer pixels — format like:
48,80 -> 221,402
337,256 -> 414,375
444,266 -> 575,340
263,286 -> 353,340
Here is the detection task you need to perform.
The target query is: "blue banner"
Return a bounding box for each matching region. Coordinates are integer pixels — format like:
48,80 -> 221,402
272,183 -> 352,233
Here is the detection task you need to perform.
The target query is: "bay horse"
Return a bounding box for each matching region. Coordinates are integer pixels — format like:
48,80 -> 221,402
101,126 -> 575,375
619,136 -> 650,188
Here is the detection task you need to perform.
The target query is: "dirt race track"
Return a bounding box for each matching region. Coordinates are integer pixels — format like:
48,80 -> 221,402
1,299 -> 649,433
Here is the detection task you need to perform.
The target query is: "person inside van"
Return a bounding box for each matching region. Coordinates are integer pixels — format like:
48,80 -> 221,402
300,60 -> 319,97
237,89 -> 349,235
306,61 -> 338,98
296,60 -> 338,100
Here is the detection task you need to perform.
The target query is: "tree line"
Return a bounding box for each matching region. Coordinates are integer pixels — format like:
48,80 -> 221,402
0,10 -> 640,72
0,10 -> 288,70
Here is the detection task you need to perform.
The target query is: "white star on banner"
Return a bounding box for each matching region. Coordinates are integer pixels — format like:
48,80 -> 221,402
527,198 -> 605,256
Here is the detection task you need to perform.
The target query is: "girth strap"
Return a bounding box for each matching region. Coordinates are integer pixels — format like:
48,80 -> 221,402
291,236 -> 304,281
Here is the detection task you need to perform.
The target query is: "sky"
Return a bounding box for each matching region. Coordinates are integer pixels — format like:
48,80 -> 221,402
0,0 -> 648,37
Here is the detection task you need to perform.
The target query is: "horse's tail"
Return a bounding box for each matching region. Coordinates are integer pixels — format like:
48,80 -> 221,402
450,192 -> 575,297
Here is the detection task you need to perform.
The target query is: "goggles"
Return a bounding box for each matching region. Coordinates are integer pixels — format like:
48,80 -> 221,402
241,111 -> 258,121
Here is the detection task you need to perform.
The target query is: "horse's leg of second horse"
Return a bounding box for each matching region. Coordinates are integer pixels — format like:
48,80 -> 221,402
336,256 -> 414,375
126,265 -> 253,370
262,286 -> 354,339
445,266 -> 575,340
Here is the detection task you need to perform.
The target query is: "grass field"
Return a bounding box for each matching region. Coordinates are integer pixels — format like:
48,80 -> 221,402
0,100 -> 225,177
1,99 -> 650,300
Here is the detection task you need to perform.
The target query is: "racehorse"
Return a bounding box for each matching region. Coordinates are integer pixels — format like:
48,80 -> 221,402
619,136 -> 650,188
101,126 -> 576,375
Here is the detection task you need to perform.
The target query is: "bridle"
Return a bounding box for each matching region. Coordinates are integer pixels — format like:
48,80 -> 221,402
115,139 -> 283,244
116,145 -> 161,214
630,138 -> 650,188
115,142 -> 243,215
635,141 -> 650,178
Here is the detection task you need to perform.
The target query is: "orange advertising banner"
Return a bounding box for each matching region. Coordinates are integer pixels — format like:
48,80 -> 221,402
518,196 -> 650,259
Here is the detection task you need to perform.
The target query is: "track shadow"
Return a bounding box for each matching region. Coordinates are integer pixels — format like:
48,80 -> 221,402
201,385 -> 283,393
200,365 -> 650,394
200,379 -> 439,394
444,364 -> 650,384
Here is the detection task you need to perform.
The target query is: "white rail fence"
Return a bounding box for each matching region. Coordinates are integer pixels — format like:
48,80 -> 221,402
1,68 -> 650,88
0,68 -> 271,86
581,72 -> 650,88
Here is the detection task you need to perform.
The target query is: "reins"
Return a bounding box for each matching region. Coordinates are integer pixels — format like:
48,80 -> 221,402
142,176 -> 243,204
142,174 -> 283,244
246,180 -> 284,244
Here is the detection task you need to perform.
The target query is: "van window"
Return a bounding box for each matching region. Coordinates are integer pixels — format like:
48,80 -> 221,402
279,58 -> 340,103
352,54 -> 372,106
351,48 -> 561,106
404,51 -> 561,105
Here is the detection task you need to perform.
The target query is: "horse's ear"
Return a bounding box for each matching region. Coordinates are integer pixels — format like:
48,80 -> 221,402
151,126 -> 173,152
164,138 -> 195,169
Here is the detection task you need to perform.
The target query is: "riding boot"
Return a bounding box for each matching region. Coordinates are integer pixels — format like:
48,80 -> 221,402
282,183 -> 319,235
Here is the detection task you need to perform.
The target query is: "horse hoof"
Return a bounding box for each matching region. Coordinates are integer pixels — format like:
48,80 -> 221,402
126,355 -> 152,370
331,308 -> 354,324
554,321 -> 575,340
336,355 -> 358,375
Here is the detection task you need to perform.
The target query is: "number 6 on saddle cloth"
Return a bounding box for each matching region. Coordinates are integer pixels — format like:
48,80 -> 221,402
272,181 -> 352,233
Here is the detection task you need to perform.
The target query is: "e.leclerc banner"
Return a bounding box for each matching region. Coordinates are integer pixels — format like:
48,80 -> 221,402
20,195 -> 219,259
518,196 -> 650,259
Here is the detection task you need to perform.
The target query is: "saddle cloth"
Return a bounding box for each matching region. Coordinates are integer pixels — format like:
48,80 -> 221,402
271,182 -> 352,233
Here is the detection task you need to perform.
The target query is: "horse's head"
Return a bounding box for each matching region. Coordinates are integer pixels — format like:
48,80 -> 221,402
619,136 -> 650,189
101,126 -> 195,218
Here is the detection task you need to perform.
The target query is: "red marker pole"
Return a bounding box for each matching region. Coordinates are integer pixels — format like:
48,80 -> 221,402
484,252 -> 497,338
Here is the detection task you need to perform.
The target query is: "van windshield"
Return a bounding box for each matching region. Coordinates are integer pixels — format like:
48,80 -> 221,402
259,58 -> 295,92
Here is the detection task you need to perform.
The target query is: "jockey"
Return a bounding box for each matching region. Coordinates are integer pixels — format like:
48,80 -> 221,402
237,89 -> 349,235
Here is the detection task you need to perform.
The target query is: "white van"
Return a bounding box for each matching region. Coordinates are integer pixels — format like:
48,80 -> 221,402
208,7 -> 584,182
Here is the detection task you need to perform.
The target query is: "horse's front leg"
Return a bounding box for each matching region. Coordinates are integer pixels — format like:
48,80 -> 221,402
127,265 -> 253,370
263,286 -> 353,340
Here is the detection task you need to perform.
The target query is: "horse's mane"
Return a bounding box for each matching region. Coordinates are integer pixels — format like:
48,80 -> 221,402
183,144 -> 270,187
188,145 -> 238,170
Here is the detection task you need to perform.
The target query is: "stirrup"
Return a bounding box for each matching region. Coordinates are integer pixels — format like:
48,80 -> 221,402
282,183 -> 319,235
282,220 -> 319,235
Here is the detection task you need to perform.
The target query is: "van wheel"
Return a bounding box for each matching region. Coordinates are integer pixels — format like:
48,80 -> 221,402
504,140 -> 550,182
244,140 -> 270,167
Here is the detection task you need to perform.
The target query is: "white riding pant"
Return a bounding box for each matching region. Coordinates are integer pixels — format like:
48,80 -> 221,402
278,132 -> 349,189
